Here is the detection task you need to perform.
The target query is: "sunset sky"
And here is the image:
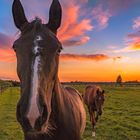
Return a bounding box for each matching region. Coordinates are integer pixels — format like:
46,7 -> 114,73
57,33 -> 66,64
0,0 -> 140,82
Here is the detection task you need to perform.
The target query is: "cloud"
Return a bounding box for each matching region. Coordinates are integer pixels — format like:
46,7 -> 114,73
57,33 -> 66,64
20,0 -> 93,47
0,33 -> 12,49
91,0 -> 140,30
126,39 -> 140,51
127,31 -> 140,38
11,0 -> 136,48
0,48 -> 15,62
60,53 -> 122,61
58,2 -> 93,46
124,30 -> 140,51
0,0 -> 94,65
98,0 -> 139,15
62,36 -> 90,47
132,16 -> 140,29
0,32 -> 15,62
92,4 -> 112,29
113,16 -> 140,53
113,32 -> 140,53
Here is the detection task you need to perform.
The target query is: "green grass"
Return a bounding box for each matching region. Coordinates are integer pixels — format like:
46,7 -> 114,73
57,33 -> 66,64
0,88 -> 23,140
0,85 -> 140,140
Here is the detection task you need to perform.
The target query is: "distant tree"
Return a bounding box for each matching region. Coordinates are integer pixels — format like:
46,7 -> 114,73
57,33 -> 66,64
12,81 -> 20,87
116,75 -> 123,86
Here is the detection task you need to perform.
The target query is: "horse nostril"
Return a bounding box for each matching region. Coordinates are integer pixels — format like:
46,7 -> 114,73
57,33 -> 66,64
35,116 -> 43,130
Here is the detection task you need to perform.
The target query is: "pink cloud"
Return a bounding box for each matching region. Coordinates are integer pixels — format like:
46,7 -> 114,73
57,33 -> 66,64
133,16 -> 140,29
92,4 -> 112,29
128,31 -> 140,38
15,0 -> 135,47
20,0 -> 93,47
0,33 -> 12,49
92,0 -> 139,30
62,36 -> 90,47
58,2 -> 93,46
1,0 -> 94,63
106,0 -> 133,14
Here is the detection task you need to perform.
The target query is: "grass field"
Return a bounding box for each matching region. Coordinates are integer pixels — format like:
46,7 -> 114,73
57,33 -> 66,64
0,85 -> 140,140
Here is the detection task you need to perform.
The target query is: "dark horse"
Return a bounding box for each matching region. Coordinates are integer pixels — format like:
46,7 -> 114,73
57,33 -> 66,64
83,85 -> 105,137
12,0 -> 86,140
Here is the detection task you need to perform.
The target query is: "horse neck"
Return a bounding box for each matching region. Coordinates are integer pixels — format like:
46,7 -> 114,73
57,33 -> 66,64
52,78 -> 81,140
52,77 -> 73,125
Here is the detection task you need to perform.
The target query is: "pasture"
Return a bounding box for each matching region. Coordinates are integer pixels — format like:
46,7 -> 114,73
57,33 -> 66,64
0,85 -> 140,140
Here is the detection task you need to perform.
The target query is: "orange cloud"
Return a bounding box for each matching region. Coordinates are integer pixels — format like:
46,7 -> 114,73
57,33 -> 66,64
128,39 -> 140,50
113,40 -> 140,53
0,48 -> 15,62
60,53 -> 121,61
125,31 -> 140,51
122,16 -> 140,51
114,21 -> 140,53
58,3 -> 93,46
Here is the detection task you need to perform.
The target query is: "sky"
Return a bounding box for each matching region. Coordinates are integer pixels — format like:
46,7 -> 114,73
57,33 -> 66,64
0,0 -> 140,82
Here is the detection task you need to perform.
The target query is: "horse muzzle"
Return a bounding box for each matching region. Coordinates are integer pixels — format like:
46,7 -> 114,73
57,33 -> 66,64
16,102 -> 48,133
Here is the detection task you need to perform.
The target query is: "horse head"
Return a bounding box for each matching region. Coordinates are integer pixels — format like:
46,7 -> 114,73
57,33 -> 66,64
96,88 -> 105,115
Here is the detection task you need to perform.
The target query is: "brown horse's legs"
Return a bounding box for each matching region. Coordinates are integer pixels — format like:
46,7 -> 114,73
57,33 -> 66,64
88,106 -> 92,121
95,113 -> 99,122
91,112 -> 96,131
89,106 -> 96,131
90,111 -> 96,137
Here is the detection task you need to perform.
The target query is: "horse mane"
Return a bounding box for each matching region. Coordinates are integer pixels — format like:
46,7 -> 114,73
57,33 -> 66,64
15,17 -> 42,36
86,85 -> 102,91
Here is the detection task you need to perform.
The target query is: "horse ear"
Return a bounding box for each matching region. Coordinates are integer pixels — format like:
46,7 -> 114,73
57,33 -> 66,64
97,89 -> 100,94
47,0 -> 62,34
12,0 -> 28,30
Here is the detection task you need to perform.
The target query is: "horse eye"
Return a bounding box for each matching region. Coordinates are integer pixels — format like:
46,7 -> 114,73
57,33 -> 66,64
57,48 -> 61,54
12,45 -> 17,52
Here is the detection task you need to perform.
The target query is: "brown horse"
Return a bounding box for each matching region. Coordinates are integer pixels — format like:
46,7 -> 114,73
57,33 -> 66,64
12,0 -> 86,140
83,85 -> 105,137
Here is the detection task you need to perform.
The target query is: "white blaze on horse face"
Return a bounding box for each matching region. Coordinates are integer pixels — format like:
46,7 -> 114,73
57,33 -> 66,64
27,35 -> 42,128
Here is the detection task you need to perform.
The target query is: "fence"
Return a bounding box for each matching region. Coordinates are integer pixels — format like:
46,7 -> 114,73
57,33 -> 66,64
0,85 -> 10,94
